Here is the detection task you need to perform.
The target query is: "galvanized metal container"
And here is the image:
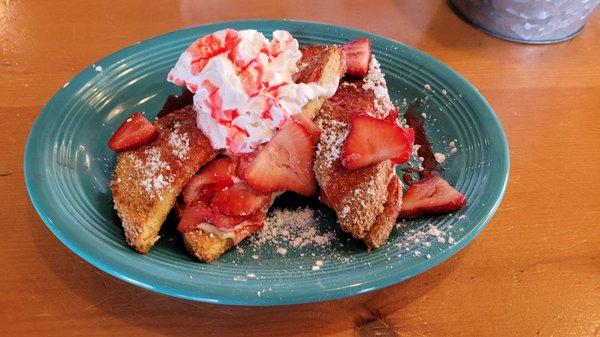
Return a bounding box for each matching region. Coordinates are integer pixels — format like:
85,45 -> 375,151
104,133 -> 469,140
449,0 -> 600,44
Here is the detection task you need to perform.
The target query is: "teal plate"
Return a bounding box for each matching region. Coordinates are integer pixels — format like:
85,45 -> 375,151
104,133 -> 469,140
24,20 -> 509,305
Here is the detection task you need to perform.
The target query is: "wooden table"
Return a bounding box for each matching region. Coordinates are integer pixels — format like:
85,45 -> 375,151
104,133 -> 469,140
2,1 -> 599,336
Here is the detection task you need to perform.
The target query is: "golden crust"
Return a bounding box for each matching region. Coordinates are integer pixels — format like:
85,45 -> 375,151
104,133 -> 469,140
297,45 -> 345,119
111,107 -> 218,253
364,176 -> 402,250
182,231 -> 234,263
182,224 -> 262,262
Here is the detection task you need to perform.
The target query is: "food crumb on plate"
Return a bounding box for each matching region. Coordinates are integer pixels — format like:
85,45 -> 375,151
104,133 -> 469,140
434,152 -> 446,164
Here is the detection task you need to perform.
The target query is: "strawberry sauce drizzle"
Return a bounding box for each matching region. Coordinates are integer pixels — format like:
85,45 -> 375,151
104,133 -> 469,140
188,30 -> 241,75
201,80 -> 239,123
167,29 -> 330,155
404,101 -> 440,174
157,88 -> 193,118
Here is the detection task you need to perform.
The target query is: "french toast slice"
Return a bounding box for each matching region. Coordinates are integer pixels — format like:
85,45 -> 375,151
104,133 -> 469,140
296,45 -> 345,119
314,81 -> 394,240
111,107 -> 218,253
180,45 -> 345,262
314,54 -> 400,247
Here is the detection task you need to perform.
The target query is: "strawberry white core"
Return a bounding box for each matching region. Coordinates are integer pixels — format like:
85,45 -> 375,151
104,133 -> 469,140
168,29 -> 338,154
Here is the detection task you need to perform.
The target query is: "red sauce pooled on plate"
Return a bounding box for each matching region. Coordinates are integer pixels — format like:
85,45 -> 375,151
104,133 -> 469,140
404,101 -> 440,175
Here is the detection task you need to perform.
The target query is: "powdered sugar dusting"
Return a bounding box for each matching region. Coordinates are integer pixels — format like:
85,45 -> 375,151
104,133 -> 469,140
449,140 -> 458,155
362,56 -> 394,117
394,223 -> 456,257
311,262 -> 321,271
340,206 -> 350,219
250,207 -> 335,249
134,148 -> 173,199
315,119 -> 348,169
434,139 -> 459,164
168,122 -> 190,160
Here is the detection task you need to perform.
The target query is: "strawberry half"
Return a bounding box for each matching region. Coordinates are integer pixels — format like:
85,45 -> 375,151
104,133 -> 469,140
108,113 -> 159,152
240,120 -> 318,196
177,199 -> 252,232
340,114 -> 414,171
211,183 -> 271,217
385,109 -> 400,123
291,112 -> 321,142
397,174 -> 466,219
182,157 -> 236,204
177,200 -> 213,232
342,38 -> 371,77
393,127 -> 415,164
210,208 -> 245,230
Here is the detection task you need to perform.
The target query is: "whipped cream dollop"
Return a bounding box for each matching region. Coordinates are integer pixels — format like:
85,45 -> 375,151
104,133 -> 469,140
168,29 -> 337,154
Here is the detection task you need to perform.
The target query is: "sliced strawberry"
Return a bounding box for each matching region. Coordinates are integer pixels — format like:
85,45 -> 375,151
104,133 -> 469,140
397,174 -> 466,219
342,38 -> 371,77
240,121 -> 317,196
291,112 -> 321,142
210,208 -> 245,230
385,109 -> 399,123
177,200 -> 249,232
108,113 -> 159,152
182,157 -> 236,204
212,183 -> 271,217
235,151 -> 258,179
341,114 -> 414,171
392,127 -> 415,164
177,199 -> 252,232
177,200 -> 213,232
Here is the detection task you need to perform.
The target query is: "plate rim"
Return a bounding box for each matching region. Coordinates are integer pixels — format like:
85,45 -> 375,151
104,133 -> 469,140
24,19 -> 510,306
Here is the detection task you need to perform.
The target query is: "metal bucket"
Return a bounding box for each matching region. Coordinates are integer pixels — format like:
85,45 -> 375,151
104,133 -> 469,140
449,0 -> 600,44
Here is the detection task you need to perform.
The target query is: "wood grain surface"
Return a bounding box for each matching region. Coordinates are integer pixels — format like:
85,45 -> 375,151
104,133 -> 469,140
1,1 -> 599,336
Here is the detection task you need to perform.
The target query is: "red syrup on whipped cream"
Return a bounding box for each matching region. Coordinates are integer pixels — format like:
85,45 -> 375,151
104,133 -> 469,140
167,29 -> 338,154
